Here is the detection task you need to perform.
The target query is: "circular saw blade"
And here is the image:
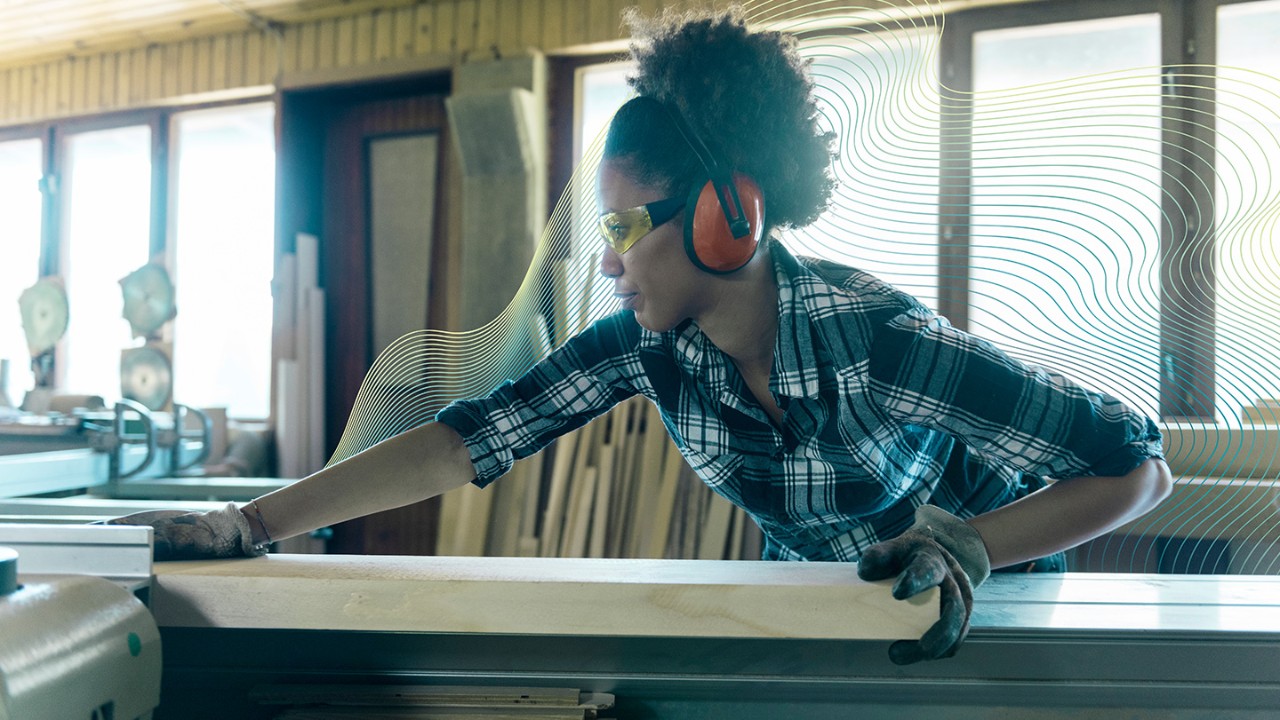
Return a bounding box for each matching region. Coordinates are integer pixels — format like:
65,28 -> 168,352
120,344 -> 173,411
120,263 -> 177,339
18,277 -> 70,356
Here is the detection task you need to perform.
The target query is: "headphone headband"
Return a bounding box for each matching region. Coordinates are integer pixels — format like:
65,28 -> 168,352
654,100 -> 752,240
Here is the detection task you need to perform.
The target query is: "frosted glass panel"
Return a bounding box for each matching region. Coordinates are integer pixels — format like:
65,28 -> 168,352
970,15 -> 1162,418
0,138 -> 42,400
62,125 -> 152,399
170,103 -> 276,419
1215,0 -> 1280,422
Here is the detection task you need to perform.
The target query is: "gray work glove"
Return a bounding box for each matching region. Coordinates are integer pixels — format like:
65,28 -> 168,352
857,505 -> 991,665
105,502 -> 266,561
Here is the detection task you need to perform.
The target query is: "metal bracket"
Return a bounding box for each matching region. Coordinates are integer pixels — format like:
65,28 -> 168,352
166,404 -> 212,475
90,399 -> 157,481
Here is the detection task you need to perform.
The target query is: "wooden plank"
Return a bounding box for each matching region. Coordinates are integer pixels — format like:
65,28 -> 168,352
627,402 -> 667,556
69,58 -> 86,115
454,0 -> 477,57
334,16 -> 355,69
392,6 -> 415,59
432,0 -> 454,57
1,70 -> 12,124
28,63 -> 45,120
146,44 -> 163,103
412,3 -> 434,56
297,22 -> 318,74
562,466 -> 597,558
475,0 -> 498,54
100,52 -> 116,108
243,30 -> 263,87
539,430 -> 579,557
517,0 -> 541,51
540,0 -> 563,51
374,9 -> 394,62
496,0 -> 520,54
84,55 -> 100,112
34,59 -> 51,118
57,59 -> 72,116
210,34 -> 227,90
126,48 -> 144,105
645,436 -> 685,558
176,39 -> 193,96
281,23 -> 301,75
116,50 -> 132,107
562,0 -> 586,49
162,42 -> 180,99
588,0 -> 615,45
559,420 -> 599,557
314,19 -> 335,71
354,12 -> 374,66
261,29 -> 279,85
193,36 -> 212,94
225,32 -> 244,87
151,554 -> 938,639
12,67 -> 25,122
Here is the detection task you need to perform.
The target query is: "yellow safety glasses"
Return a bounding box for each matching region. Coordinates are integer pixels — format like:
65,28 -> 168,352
597,196 -> 685,255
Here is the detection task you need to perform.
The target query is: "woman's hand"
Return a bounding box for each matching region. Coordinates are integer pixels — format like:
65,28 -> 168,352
857,505 -> 991,664
106,503 -> 264,561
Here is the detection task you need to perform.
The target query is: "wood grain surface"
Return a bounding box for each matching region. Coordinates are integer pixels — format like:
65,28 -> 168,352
151,554 -> 938,640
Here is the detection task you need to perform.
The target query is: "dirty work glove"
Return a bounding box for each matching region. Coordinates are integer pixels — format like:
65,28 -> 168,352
857,505 -> 991,665
105,502 -> 266,561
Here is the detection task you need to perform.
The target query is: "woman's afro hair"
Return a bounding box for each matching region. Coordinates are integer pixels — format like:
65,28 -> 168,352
605,8 -> 836,230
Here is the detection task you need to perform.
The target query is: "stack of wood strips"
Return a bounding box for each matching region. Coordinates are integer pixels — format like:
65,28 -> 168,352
436,396 -> 763,560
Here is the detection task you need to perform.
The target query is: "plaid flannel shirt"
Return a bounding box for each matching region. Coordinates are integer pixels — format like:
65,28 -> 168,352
437,243 -> 1164,562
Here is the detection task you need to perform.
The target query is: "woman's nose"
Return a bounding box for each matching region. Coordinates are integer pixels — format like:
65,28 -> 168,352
599,246 -> 623,278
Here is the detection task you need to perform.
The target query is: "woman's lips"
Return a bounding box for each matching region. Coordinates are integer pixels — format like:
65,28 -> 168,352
615,292 -> 638,311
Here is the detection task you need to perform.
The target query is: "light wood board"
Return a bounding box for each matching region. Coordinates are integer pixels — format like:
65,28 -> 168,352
151,554 -> 938,640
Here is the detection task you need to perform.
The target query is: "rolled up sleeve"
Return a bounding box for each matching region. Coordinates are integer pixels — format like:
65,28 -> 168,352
867,308 -> 1164,480
436,313 -> 642,488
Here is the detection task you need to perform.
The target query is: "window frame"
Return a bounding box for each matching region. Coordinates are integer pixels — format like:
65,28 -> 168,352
4,95 -> 275,418
564,0 -> 1273,423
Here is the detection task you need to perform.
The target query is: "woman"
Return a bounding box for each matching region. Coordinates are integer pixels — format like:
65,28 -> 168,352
114,10 -> 1171,664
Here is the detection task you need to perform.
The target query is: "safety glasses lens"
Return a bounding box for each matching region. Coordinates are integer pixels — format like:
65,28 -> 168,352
598,209 -> 654,254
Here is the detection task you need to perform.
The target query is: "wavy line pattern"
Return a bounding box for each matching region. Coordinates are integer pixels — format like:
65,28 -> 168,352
328,0 -> 1280,573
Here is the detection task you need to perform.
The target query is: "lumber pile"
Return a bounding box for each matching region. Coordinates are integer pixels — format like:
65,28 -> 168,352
435,396 -> 762,560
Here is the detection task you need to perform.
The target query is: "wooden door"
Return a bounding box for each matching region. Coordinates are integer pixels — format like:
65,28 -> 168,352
285,79 -> 459,555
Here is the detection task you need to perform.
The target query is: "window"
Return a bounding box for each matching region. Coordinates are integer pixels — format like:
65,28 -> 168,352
5,101 -> 276,418
0,137 -> 43,401
60,124 -> 152,399
1214,0 -> 1280,422
575,62 -> 634,166
968,14 -> 1164,419
795,27 -> 942,310
169,103 -> 276,418
571,5 -> 1280,428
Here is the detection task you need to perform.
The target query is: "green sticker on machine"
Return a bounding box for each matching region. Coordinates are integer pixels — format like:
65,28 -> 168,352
127,632 -> 142,657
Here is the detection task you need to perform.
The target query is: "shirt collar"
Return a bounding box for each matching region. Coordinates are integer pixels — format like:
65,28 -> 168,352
634,242 -> 827,400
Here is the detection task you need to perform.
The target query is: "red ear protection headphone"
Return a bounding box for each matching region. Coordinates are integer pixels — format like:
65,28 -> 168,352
660,102 -> 766,274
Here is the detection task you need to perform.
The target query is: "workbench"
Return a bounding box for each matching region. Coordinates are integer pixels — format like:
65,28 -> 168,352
148,555 -> 1280,719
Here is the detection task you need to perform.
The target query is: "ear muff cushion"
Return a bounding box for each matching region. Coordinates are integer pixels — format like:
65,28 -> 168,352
684,173 -> 765,274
